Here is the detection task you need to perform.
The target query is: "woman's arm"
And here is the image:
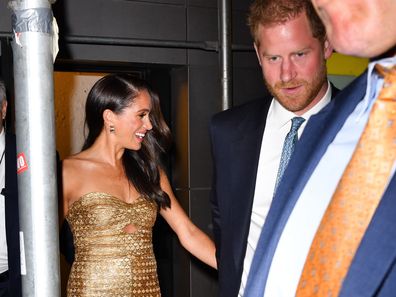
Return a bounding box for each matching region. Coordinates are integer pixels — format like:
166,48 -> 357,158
159,170 -> 217,269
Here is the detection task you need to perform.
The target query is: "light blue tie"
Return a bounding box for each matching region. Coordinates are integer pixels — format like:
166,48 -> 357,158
274,117 -> 305,193
243,116 -> 305,297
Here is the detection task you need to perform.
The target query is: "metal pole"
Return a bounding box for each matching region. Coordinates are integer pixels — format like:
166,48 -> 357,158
218,0 -> 233,110
1,31 -> 254,52
9,0 -> 60,296
65,35 -> 219,51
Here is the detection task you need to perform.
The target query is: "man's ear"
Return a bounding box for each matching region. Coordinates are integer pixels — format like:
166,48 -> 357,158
323,38 -> 334,59
1,100 -> 7,120
254,43 -> 263,66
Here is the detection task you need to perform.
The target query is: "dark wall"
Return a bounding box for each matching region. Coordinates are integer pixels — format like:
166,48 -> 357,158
0,1 -> 266,296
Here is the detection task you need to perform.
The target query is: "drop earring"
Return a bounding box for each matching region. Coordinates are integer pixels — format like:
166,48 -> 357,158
109,125 -> 115,133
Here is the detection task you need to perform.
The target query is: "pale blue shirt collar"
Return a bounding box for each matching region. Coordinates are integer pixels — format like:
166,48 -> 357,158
269,80 -> 332,129
358,55 -> 396,120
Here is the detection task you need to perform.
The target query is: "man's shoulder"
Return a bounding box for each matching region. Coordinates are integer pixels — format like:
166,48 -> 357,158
211,97 -> 271,128
5,132 -> 17,155
5,131 -> 16,142
330,83 -> 341,98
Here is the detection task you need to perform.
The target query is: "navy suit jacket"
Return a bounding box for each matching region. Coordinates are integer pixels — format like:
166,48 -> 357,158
251,71 -> 396,296
210,96 -> 272,297
4,133 -> 22,297
209,85 -> 339,297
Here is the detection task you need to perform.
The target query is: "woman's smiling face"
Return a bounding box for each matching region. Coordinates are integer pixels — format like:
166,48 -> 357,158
113,89 -> 153,151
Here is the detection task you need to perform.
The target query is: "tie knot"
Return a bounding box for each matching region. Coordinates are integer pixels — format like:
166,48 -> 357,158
290,117 -> 305,133
375,64 -> 396,78
375,64 -> 396,100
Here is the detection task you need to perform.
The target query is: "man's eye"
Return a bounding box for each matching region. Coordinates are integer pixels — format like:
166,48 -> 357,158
267,56 -> 279,62
295,52 -> 306,57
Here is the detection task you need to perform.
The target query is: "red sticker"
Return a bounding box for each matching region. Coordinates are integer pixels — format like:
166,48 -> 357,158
17,153 -> 28,174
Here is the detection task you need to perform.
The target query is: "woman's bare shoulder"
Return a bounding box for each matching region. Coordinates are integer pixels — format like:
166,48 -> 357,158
62,152 -> 98,187
62,152 -> 100,206
63,151 -> 97,170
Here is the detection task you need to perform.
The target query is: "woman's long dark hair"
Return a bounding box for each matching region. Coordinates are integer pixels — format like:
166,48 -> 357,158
82,73 -> 171,208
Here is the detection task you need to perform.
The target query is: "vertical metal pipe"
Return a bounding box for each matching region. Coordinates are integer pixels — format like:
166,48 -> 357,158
218,0 -> 233,110
10,0 -> 60,296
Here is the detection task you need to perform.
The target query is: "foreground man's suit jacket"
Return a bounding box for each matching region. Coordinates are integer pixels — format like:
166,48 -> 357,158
251,72 -> 396,296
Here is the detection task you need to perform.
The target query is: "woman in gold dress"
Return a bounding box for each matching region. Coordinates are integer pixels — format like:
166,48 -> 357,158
62,73 -> 217,297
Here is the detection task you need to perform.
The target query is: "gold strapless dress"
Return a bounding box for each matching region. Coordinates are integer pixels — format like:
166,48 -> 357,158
66,192 -> 161,297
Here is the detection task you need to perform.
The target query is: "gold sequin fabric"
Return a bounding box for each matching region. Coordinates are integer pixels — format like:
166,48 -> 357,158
66,192 -> 160,297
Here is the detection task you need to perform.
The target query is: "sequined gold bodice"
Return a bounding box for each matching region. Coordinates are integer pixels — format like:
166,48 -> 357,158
66,192 -> 160,297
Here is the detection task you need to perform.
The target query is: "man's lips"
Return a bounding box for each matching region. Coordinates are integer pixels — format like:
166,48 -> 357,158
280,85 -> 303,95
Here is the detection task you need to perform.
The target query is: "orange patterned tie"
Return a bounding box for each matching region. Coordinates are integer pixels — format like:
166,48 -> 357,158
296,64 -> 396,297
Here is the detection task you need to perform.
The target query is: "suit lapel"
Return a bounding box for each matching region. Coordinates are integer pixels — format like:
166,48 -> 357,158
250,72 -> 369,288
228,99 -> 271,270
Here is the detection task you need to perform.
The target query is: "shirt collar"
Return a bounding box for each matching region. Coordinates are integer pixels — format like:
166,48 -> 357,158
269,80 -> 332,129
0,129 -> 4,154
361,56 -> 396,115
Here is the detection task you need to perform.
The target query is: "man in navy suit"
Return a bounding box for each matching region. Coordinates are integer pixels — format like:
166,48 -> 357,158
0,79 -> 21,297
243,0 -> 396,296
209,1 -> 337,296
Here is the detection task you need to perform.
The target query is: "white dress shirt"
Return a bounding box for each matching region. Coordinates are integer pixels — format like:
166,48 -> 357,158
238,82 -> 332,296
264,56 -> 396,297
0,128 -> 8,273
